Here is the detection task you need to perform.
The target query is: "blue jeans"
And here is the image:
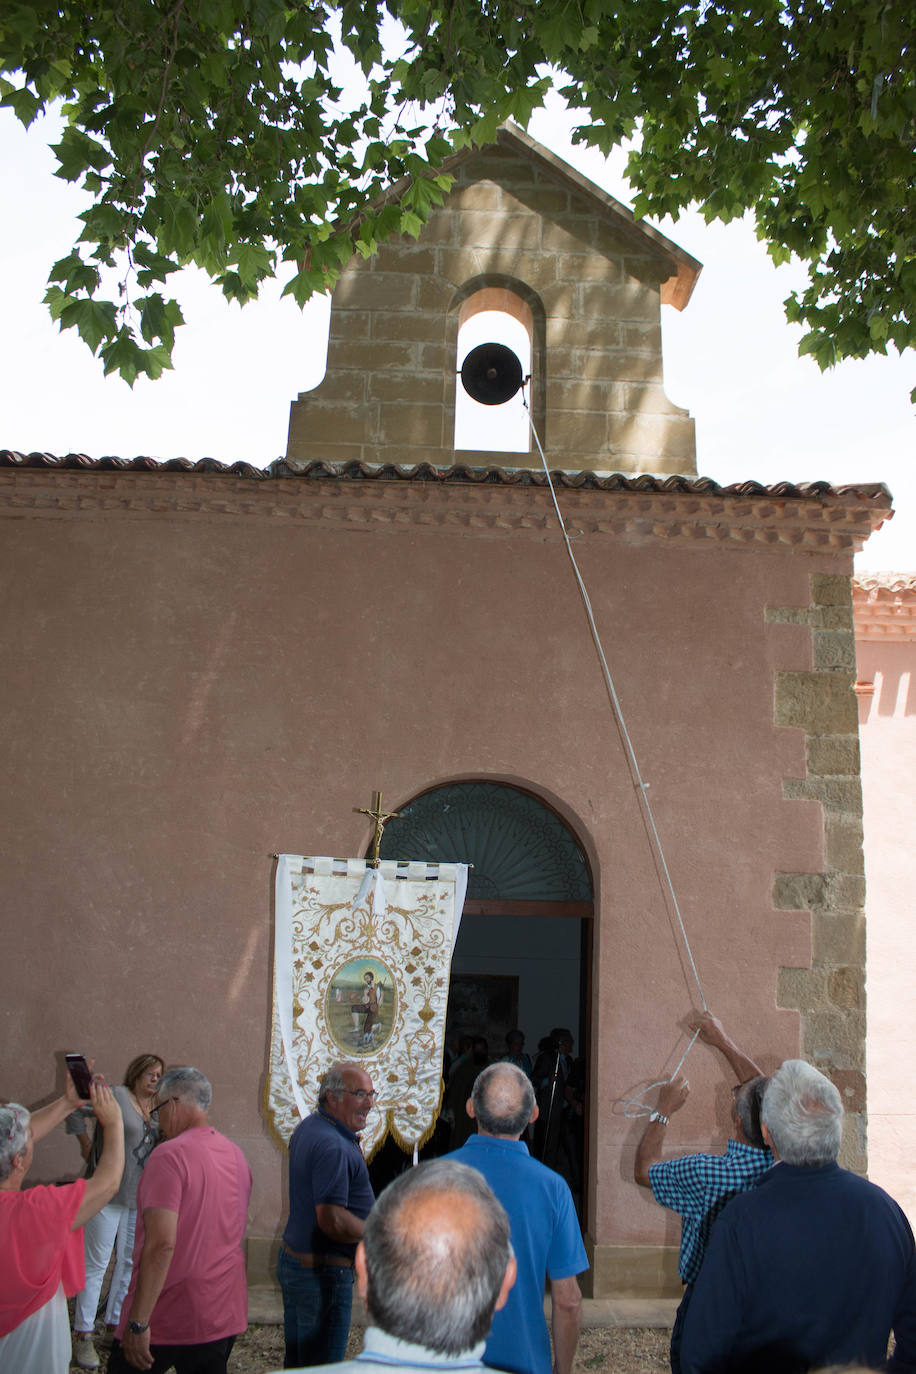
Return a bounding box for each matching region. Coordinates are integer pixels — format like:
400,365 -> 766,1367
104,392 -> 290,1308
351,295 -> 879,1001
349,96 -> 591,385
277,1247 -> 354,1368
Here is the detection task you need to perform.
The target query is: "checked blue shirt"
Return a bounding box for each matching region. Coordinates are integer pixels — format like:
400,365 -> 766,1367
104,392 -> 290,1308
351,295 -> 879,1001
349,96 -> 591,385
649,1139 -> 772,1283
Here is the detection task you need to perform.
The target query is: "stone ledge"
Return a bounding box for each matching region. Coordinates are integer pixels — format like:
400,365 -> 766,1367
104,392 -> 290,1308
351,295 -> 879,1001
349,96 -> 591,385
585,1240 -> 681,1300
0,471 -> 888,554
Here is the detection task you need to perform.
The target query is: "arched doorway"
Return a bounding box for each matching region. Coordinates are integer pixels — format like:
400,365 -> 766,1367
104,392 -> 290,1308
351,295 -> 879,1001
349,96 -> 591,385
376,780 -> 594,1212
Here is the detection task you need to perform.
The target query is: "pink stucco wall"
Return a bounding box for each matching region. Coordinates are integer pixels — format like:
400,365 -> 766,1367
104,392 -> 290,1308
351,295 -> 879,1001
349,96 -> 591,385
0,466 -> 870,1288
858,625 -> 916,1228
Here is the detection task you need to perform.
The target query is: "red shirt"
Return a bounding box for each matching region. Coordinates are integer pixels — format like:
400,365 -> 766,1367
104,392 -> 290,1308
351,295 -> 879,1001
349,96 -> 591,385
0,1180 -> 87,1336
117,1126 -> 252,1344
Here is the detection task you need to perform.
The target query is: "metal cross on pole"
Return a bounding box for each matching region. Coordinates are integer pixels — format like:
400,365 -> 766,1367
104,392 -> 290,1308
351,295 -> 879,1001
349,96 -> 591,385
356,791 -> 400,868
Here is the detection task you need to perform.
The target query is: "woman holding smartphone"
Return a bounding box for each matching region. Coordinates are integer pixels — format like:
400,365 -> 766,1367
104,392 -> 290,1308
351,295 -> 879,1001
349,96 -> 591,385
0,1075 -> 124,1374
68,1053 -> 163,1372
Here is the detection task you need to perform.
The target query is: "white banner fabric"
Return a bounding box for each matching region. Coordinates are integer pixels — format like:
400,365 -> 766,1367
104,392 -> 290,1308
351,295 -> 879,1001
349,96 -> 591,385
267,856 -> 467,1157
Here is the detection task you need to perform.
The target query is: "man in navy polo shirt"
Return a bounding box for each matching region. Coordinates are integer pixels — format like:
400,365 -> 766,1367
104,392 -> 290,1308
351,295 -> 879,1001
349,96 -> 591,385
448,1062 -> 588,1374
633,1012 -> 771,1374
680,1059 -> 916,1373
278,1062 -> 376,1369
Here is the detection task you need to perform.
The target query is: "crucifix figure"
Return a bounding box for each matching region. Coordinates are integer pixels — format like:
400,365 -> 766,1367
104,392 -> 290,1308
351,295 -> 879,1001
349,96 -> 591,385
356,791 -> 400,868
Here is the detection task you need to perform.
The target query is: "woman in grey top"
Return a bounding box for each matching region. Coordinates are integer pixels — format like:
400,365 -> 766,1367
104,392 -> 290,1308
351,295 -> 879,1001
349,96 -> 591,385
69,1053 -> 163,1372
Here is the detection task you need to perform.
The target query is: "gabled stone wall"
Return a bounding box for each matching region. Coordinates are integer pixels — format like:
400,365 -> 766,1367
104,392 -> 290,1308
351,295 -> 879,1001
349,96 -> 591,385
287,142 -> 696,474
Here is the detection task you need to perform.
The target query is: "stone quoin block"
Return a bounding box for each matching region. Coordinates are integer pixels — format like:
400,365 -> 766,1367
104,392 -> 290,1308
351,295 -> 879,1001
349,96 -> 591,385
806,735 -> 861,777
772,872 -> 829,910
774,672 -> 859,735
812,911 -> 866,968
827,966 -> 864,1010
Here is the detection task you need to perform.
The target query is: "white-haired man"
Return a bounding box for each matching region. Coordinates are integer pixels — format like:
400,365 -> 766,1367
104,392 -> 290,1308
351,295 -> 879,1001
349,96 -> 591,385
634,1012 -> 771,1374
108,1067 -> 252,1374
681,1058 -> 916,1373
271,1159 -> 517,1374
447,1061 -> 588,1374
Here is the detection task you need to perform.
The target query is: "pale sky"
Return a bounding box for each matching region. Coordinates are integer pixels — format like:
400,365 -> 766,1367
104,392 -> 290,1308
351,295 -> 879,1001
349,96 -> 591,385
1,102 -> 912,571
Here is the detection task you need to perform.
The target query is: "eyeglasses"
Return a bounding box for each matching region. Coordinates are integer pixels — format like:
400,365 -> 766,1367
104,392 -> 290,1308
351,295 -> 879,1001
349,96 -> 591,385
151,1096 -> 177,1117
341,1089 -> 378,1103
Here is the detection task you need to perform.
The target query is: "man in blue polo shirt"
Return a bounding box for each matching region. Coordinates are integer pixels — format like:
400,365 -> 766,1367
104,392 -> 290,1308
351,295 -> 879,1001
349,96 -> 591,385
278,1062 -> 376,1369
448,1062 -> 588,1374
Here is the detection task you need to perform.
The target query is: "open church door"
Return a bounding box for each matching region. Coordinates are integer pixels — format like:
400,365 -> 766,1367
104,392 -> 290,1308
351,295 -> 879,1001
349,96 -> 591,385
376,781 -> 594,1220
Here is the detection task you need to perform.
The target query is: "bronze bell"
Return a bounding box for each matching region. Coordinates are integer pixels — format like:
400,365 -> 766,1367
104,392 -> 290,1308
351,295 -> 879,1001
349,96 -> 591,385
460,342 -> 524,406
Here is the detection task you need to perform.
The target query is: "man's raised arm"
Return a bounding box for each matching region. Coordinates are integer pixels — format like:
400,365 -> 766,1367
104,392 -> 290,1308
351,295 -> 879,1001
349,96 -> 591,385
691,1012 -> 763,1084
634,1077 -> 690,1187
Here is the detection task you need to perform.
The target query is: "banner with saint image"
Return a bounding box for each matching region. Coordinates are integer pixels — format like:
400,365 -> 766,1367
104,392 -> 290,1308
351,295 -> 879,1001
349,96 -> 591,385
266,855 -> 467,1157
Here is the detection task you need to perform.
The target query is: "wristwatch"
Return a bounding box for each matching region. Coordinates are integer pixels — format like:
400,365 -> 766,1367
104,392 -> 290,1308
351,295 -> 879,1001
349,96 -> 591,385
649,1110 -> 669,1125
128,1320 -> 150,1334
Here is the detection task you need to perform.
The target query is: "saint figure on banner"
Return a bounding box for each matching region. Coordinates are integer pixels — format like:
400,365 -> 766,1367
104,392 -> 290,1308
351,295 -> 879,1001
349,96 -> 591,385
327,956 -> 394,1056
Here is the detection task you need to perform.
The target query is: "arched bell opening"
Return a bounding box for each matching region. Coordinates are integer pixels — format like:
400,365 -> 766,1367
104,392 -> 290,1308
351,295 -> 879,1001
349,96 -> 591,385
450,278 -> 547,456
370,779 -> 594,1228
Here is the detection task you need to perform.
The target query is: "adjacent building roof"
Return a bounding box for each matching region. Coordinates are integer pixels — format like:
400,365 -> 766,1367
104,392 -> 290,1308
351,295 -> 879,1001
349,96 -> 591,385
853,572 -> 916,640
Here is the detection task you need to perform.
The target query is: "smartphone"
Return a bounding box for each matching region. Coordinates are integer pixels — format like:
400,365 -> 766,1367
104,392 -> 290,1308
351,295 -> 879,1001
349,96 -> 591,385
65,1053 -> 93,1098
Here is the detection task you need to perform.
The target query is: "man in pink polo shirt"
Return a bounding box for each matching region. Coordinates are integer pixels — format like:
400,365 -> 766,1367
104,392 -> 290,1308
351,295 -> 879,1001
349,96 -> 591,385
108,1067 -> 252,1374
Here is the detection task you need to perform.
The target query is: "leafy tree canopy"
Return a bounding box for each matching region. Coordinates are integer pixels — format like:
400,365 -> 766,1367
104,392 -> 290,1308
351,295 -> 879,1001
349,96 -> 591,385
1,0 -> 913,386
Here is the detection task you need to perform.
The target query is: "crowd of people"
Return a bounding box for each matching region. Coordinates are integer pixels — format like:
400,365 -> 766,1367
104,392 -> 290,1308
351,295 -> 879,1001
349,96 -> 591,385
0,1061 -> 250,1374
2,1018 -> 915,1374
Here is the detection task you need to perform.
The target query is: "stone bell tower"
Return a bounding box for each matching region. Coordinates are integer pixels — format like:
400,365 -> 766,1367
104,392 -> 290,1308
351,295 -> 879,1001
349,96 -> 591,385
286,123 -> 701,475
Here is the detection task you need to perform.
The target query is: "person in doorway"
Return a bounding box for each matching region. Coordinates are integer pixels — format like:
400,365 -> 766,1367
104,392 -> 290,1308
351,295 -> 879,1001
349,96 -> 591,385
445,1037 -> 490,1150
448,1062 -> 588,1374
532,1028 -> 581,1187
633,1012 -> 771,1374
499,1030 -> 533,1079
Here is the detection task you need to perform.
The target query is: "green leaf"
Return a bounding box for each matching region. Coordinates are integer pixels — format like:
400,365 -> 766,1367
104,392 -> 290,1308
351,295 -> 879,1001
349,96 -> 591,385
1,84 -> 43,126
1,0 -> 910,390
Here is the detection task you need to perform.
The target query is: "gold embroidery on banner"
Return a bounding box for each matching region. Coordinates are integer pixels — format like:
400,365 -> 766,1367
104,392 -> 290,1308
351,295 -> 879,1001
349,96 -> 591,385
267,870 -> 457,1159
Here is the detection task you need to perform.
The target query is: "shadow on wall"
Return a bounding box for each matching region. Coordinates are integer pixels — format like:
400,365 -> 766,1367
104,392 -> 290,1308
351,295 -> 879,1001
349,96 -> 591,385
862,668 -> 916,720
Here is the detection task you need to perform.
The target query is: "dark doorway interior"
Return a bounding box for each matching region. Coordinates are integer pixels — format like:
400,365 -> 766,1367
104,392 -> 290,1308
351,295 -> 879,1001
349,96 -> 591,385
369,781 -> 594,1214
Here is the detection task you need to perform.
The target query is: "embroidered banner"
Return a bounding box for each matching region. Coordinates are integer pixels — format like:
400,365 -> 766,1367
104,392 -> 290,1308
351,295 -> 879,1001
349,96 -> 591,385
266,855 -> 467,1157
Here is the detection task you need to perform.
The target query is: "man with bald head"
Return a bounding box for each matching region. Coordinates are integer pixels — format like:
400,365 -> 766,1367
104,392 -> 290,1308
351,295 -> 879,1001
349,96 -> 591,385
278,1062 -> 376,1368
272,1159 -> 517,1374
448,1061 -> 588,1374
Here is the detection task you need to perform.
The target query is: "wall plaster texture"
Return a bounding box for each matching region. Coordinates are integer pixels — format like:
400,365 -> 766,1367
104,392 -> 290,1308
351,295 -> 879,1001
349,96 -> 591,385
0,462 -> 883,1297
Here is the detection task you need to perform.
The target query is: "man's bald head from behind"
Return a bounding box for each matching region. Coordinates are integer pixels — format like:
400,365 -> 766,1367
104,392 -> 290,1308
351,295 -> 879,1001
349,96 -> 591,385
357,1159 -> 516,1354
468,1062 -> 537,1139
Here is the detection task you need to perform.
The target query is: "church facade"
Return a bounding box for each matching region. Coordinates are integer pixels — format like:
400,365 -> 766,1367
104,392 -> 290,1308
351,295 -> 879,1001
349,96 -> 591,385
0,126 -> 890,1297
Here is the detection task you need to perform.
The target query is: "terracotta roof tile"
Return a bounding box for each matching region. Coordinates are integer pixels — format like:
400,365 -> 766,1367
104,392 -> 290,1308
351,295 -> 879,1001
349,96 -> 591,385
0,449 -> 894,509
853,572 -> 916,638
853,571 -> 916,593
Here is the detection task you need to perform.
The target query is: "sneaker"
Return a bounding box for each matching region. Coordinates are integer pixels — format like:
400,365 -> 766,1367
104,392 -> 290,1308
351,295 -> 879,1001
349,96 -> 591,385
72,1334 -> 100,1370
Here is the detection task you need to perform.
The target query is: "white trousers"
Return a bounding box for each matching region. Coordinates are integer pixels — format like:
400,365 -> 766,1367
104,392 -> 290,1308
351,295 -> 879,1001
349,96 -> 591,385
0,1283 -> 70,1374
73,1202 -> 137,1331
